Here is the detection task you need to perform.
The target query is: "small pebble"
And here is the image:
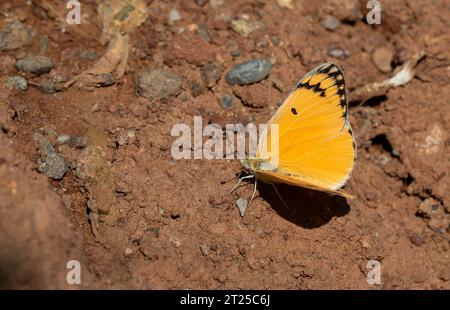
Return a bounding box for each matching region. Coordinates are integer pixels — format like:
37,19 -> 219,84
196,27 -> 211,42
81,50 -> 97,61
168,9 -> 182,22
56,134 -> 71,145
230,50 -> 241,58
410,234 -> 424,247
52,73 -> 69,84
271,36 -> 281,46
277,0 -> 293,9
201,62 -> 223,88
391,148 -> 400,157
321,15 -> 341,31
372,46 -> 395,73
359,235 -> 371,248
35,134 -> 68,180
116,128 -> 137,146
124,248 -> 133,256
190,80 -> 204,97
231,19 -> 264,37
238,246 -> 246,255
5,76 -> 27,91
135,69 -> 182,100
417,198 -> 439,219
99,73 -> 115,87
38,79 -> 56,94
219,95 -> 233,109
225,58 -> 272,85
16,56 -> 54,75
236,198 -> 248,217
199,244 -> 209,256
187,24 -> 198,32
68,136 -> 88,149
0,20 -> 32,51
327,47 -> 350,60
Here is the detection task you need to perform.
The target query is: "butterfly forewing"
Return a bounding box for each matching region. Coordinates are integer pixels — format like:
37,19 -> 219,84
256,63 -> 356,193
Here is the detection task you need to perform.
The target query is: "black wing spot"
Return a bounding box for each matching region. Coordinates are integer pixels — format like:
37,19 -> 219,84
291,108 -> 298,115
319,64 -> 333,74
327,70 -> 340,79
313,84 -> 326,96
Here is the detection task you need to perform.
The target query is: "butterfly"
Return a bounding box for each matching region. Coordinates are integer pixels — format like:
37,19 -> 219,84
238,62 -> 356,203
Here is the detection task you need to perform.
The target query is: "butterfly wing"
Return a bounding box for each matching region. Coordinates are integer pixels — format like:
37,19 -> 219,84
255,62 -> 356,195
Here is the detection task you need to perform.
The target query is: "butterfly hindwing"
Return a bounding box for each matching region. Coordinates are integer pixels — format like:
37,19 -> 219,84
256,63 -> 356,193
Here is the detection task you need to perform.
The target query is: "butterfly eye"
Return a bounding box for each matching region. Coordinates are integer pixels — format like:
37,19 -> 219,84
291,108 -> 298,115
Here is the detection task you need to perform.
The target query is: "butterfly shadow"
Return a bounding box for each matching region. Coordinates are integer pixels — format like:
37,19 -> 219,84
257,183 -> 350,229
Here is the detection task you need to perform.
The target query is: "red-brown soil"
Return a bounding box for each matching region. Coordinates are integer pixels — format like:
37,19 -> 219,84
1,0 -> 449,289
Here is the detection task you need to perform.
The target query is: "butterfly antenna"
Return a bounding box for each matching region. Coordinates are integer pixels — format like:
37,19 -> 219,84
271,183 -> 290,210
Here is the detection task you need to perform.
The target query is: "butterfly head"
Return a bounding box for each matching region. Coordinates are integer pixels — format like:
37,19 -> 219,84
240,158 -> 254,172
239,158 -> 261,174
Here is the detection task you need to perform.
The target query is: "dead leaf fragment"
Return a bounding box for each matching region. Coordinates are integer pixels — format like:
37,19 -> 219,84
349,51 -> 426,103
65,33 -> 129,89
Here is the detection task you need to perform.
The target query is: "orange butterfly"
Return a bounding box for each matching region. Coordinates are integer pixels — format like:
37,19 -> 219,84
238,62 -> 356,204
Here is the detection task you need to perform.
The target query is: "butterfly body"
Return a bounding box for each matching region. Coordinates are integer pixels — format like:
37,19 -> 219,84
241,62 -> 356,199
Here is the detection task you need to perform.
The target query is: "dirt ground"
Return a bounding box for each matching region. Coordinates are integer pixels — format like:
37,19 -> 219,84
1,0 -> 450,289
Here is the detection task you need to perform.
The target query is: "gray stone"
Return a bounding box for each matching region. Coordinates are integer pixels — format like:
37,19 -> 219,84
35,134 -> 68,180
327,47 -> 350,60
99,73 -> 115,87
168,9 -> 181,22
219,95 -> 233,109
56,134 -> 71,145
16,56 -> 54,75
321,15 -> 341,31
225,59 -> 272,85
135,69 -> 182,100
5,76 -> 27,91
0,20 -> 32,51
236,198 -> 248,217
81,50 -> 97,61
230,50 -> 241,58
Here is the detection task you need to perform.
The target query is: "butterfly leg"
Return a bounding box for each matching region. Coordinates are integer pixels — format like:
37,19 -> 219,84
228,174 -> 254,194
271,183 -> 290,210
248,178 -> 258,207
